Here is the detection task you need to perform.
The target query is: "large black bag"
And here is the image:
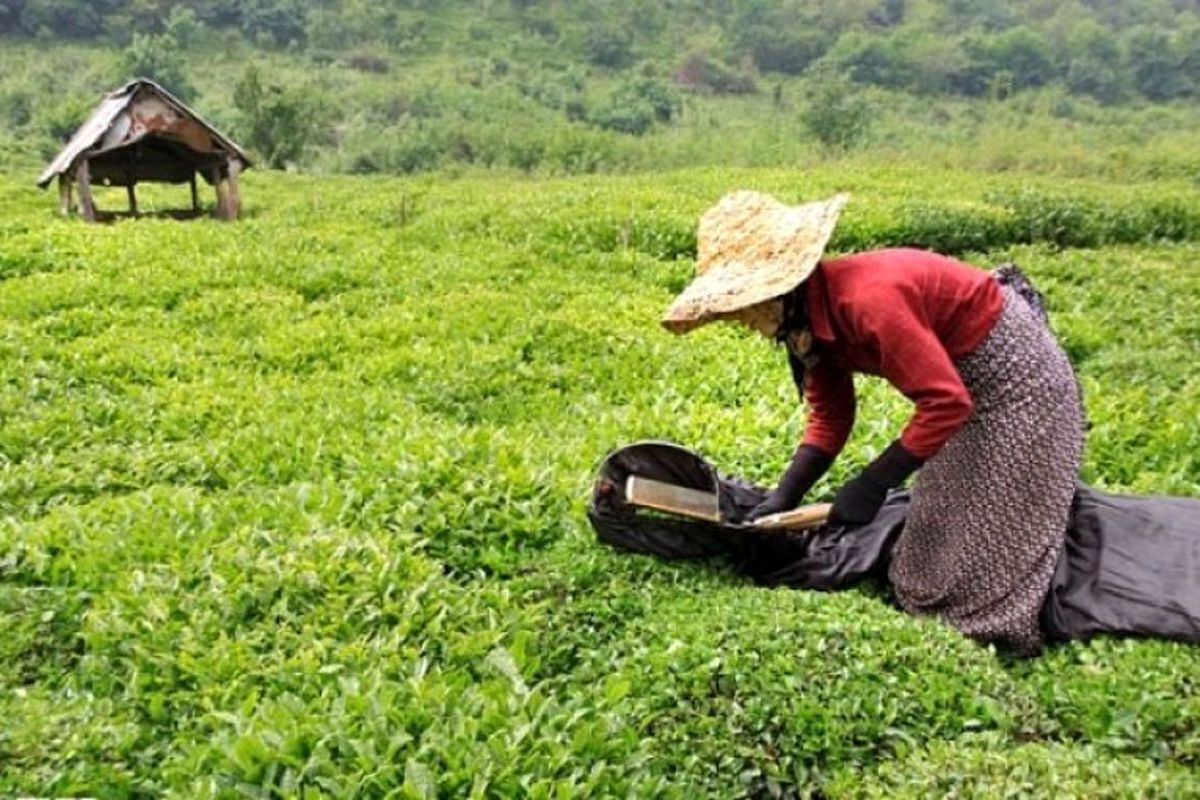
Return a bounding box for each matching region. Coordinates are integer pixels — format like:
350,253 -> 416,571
587,441 -> 1200,644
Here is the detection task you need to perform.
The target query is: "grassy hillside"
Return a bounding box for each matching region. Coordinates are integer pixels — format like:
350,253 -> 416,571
1,164 -> 1198,796
2,0 -> 1200,181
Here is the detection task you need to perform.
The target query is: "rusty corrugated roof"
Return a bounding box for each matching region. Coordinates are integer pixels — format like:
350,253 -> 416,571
37,78 -> 251,188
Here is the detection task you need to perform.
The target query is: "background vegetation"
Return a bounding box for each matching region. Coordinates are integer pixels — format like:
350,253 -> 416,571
0,0 -> 1198,178
2,1 -> 1199,797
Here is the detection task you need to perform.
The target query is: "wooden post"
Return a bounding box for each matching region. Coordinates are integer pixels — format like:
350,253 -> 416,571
210,164 -> 228,220
126,182 -> 138,216
57,175 -> 73,216
217,178 -> 232,220
226,157 -> 242,220
76,158 -> 96,222
190,172 -> 199,212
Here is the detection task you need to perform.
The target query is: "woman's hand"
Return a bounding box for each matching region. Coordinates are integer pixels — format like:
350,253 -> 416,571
744,491 -> 797,523
828,472 -> 889,525
828,441 -> 924,526
742,444 -> 833,524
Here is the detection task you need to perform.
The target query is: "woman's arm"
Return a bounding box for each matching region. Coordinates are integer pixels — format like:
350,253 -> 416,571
865,306 -> 974,460
801,358 -> 857,457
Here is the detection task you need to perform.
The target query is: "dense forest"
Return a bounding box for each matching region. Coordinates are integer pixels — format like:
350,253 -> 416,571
1,0 -> 1197,176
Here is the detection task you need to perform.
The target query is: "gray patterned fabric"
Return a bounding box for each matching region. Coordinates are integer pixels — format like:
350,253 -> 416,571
889,285 -> 1085,654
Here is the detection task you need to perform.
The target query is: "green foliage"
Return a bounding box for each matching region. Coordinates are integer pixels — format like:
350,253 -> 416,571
347,128 -> 444,175
590,75 -> 681,136
232,64 -> 321,169
8,0 -> 109,38
163,5 -> 208,49
1063,21 -> 1124,103
120,32 -> 194,100
36,92 -> 95,143
801,70 -> 874,151
1,163 -> 1199,796
3,5 -> 1200,180
1,165 -> 1199,796
673,52 -> 757,95
1,0 -> 1197,106
240,0 -> 307,48
965,26 -> 1057,93
581,23 -> 634,69
739,25 -> 829,76
1126,26 -> 1195,101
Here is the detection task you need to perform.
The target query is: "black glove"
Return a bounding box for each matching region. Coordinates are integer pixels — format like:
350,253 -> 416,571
744,444 -> 833,523
829,440 -> 924,526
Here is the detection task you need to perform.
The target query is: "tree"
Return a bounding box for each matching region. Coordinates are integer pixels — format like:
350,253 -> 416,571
16,0 -> 110,37
741,26 -> 829,75
1126,27 -> 1191,100
583,24 -> 634,69
121,32 -> 194,100
870,0 -> 907,28
240,0 -> 307,48
981,27 -> 1057,90
830,31 -> 914,89
954,27 -> 1057,96
905,33 -> 971,95
730,4 -> 830,75
589,77 -> 679,136
673,52 -> 756,95
800,69 -> 873,150
164,5 -> 207,48
0,0 -> 24,34
1064,21 -> 1124,102
233,65 -> 320,169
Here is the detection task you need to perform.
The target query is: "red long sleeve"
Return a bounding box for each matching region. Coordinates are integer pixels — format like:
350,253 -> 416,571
801,358 -> 856,457
799,249 -> 1003,460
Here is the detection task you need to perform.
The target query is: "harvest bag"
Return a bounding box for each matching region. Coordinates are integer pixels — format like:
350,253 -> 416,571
587,441 -> 1200,644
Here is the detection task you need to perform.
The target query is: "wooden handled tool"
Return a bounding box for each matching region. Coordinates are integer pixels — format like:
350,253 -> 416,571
624,476 -> 831,531
748,503 -> 832,531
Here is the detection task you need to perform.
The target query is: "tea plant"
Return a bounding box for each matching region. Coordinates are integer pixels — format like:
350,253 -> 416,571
0,166 -> 1197,797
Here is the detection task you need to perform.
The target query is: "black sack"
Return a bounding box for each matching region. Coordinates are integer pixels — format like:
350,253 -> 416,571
588,441 -> 1200,643
1043,486 -> 1200,643
587,441 -> 903,591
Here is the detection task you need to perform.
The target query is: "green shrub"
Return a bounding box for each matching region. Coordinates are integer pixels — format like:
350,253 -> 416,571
590,77 -> 680,136
119,32 -> 193,100
801,84 -> 874,151
582,24 -> 634,69
232,65 -> 322,169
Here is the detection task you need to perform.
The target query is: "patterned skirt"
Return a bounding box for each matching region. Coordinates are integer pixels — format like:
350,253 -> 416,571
889,285 -> 1085,654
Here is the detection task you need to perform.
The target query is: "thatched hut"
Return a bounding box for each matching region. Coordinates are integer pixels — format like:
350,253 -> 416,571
37,78 -> 252,221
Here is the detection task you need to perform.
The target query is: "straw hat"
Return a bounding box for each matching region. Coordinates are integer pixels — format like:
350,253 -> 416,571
661,191 -> 848,334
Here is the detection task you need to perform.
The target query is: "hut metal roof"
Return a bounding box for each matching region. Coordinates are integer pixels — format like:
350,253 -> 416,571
37,78 -> 251,188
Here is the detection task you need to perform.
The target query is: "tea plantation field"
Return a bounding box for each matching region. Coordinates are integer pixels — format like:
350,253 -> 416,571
1,165 -> 1198,797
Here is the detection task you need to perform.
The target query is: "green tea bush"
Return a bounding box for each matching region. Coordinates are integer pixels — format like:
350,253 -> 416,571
0,168 -> 1198,797
990,190 -> 1200,248
536,178 -> 1200,263
833,201 -> 1021,254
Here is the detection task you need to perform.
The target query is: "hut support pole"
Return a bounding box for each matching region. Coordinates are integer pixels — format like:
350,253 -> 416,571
190,172 -> 199,212
127,182 -> 138,216
211,165 -> 231,220
76,159 -> 96,222
57,175 -> 73,216
226,157 -> 242,220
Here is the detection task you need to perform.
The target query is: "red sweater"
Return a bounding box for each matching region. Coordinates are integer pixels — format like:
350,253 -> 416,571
800,248 -> 1004,460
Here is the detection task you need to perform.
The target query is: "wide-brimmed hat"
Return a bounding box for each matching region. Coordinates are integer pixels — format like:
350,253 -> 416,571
661,190 -> 848,334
